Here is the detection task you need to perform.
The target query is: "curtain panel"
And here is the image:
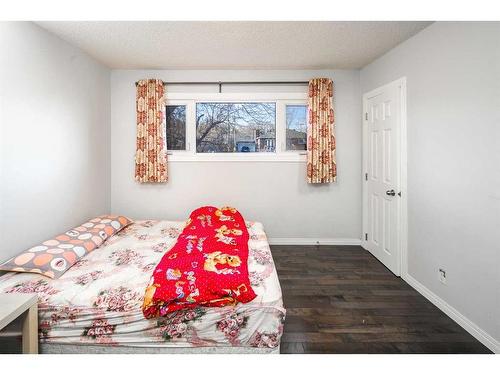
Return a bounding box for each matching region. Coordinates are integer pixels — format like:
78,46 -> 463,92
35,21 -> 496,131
135,79 -> 168,183
307,78 -> 336,183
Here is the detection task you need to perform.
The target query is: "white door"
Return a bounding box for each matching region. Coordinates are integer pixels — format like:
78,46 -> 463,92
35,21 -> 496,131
363,80 -> 405,276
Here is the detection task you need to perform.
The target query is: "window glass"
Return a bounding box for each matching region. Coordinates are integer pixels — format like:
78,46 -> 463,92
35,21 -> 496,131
165,105 -> 186,150
286,104 -> 307,151
196,102 -> 276,153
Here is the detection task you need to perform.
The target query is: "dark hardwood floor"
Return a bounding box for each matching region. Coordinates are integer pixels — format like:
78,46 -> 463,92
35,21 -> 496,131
271,245 -> 492,354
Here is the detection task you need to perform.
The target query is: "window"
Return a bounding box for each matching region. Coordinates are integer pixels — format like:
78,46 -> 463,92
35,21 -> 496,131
163,93 -> 307,161
196,102 -> 276,153
165,105 -> 186,150
285,104 -> 307,151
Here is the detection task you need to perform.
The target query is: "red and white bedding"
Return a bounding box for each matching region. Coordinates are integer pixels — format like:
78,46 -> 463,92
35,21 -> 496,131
0,218 -> 285,349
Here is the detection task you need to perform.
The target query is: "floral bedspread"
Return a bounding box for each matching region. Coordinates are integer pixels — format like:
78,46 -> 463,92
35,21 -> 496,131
0,220 -> 285,349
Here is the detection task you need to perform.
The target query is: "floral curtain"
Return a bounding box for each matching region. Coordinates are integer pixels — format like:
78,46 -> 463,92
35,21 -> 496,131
135,79 -> 168,183
307,78 -> 336,183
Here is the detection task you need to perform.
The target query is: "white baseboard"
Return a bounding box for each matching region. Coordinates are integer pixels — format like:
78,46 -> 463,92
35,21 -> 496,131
268,238 -> 361,246
403,273 -> 499,353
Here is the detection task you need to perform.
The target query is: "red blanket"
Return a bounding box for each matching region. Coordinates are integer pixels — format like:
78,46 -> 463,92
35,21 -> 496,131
142,206 -> 257,318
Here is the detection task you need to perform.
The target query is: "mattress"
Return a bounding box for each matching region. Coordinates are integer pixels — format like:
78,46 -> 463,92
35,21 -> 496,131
0,220 -> 285,351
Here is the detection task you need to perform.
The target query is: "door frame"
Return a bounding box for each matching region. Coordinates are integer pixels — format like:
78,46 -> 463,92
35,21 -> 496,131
361,77 -> 408,277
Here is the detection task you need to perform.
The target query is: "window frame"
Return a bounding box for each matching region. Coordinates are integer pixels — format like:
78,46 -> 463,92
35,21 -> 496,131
164,100 -> 193,154
165,93 -> 308,162
282,100 -> 309,153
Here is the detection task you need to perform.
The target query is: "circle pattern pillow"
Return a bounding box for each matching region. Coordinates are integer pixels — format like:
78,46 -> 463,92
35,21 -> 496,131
0,215 -> 132,279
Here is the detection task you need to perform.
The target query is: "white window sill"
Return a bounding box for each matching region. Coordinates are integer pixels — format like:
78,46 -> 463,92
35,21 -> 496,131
166,152 -> 307,163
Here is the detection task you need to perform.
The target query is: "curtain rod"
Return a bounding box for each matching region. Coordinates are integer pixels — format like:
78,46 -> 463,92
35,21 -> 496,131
135,80 -> 309,93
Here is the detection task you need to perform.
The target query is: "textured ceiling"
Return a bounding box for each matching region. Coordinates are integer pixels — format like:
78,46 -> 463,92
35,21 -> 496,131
36,21 -> 432,69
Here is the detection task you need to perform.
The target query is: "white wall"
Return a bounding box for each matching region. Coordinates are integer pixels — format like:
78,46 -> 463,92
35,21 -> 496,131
111,70 -> 362,241
0,22 -> 111,261
361,22 -> 500,350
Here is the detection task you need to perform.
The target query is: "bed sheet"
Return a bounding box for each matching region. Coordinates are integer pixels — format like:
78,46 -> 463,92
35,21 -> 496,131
0,220 -> 285,349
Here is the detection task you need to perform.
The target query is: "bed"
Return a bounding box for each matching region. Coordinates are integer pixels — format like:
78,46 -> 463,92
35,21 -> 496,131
0,220 -> 285,354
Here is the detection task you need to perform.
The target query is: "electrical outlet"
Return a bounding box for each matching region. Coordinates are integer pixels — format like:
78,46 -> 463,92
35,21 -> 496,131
439,268 -> 447,284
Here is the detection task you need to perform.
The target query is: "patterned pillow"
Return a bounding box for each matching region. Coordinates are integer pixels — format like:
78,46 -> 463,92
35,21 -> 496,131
0,215 -> 132,279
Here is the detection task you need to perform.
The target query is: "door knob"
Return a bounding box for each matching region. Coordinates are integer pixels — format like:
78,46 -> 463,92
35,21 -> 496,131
386,189 -> 396,196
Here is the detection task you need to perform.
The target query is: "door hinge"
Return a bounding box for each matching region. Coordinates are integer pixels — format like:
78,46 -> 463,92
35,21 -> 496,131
365,112 -> 368,121
365,233 -> 368,241
365,172 -> 368,181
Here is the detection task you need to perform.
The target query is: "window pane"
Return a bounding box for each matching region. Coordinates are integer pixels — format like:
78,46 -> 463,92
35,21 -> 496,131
196,102 -> 276,153
165,105 -> 186,150
286,105 -> 307,151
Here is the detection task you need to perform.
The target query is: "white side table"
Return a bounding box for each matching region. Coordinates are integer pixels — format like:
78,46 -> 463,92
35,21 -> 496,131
0,293 -> 38,354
